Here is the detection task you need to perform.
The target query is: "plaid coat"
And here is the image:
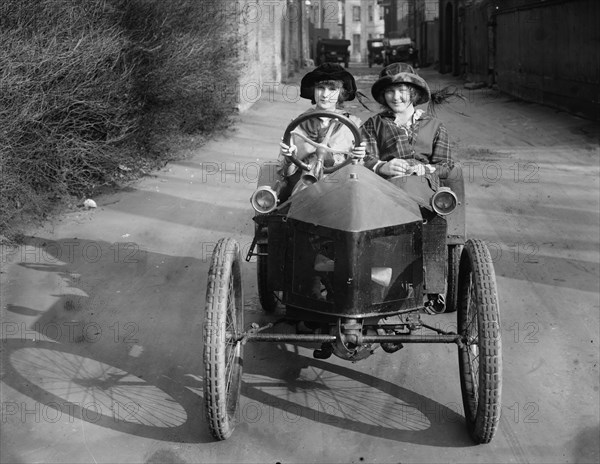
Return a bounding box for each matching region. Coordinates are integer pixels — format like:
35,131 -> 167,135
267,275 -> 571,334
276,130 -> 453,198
361,109 -> 453,190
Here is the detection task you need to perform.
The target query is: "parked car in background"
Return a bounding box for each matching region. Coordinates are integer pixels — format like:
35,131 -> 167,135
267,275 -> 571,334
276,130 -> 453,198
384,37 -> 417,67
316,38 -> 351,68
367,38 -> 385,68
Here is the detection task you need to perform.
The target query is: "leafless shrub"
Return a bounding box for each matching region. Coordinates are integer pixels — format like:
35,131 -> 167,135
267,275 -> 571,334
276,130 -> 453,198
0,0 -> 242,236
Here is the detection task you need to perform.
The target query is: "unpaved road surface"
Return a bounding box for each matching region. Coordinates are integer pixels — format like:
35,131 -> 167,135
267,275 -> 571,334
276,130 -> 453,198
2,65 -> 599,464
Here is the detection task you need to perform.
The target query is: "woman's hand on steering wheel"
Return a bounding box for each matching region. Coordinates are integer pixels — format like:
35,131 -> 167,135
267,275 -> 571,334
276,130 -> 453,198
283,111 -> 362,162
279,140 -> 297,157
350,142 -> 367,162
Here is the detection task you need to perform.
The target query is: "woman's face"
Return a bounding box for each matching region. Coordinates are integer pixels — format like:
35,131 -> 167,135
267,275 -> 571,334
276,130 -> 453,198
314,82 -> 341,110
384,84 -> 415,113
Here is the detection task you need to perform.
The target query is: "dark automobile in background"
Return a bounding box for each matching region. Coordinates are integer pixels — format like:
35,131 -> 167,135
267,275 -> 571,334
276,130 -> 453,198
367,38 -> 385,68
316,38 -> 351,68
384,37 -> 418,67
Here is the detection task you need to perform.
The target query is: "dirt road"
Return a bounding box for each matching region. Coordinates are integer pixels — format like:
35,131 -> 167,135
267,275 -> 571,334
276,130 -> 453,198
1,65 -> 599,464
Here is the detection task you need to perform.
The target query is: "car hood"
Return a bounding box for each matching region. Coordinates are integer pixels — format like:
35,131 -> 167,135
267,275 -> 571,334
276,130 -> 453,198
287,163 -> 422,232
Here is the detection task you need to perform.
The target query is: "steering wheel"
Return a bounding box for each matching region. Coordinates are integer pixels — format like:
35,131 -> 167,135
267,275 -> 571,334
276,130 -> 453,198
282,111 -> 362,174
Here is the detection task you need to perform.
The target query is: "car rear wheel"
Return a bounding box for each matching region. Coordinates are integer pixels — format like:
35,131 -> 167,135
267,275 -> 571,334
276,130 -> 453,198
204,238 -> 244,440
457,239 -> 502,444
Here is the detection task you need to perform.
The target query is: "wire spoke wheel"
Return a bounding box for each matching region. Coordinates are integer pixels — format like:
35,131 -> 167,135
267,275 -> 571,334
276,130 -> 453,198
203,238 -> 244,440
457,239 -> 502,444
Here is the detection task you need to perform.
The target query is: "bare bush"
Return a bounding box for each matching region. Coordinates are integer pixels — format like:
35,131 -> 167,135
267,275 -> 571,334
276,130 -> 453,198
113,0 -> 242,149
0,0 -> 242,236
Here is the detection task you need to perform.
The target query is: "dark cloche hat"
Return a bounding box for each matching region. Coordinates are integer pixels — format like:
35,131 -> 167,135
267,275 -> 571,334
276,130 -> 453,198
371,62 -> 431,106
300,63 -> 357,101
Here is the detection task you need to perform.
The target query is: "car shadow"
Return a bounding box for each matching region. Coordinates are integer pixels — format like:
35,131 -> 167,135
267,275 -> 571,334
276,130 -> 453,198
241,341 -> 475,448
4,236 -> 475,447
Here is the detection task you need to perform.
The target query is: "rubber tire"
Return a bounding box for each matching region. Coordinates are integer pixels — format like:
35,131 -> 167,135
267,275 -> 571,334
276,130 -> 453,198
457,239 -> 502,444
444,244 -> 463,313
257,243 -> 278,313
203,238 -> 244,440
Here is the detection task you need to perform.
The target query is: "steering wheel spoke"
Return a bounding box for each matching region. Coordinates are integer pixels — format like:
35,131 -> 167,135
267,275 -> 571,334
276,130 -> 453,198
290,130 -> 351,155
283,111 -> 361,176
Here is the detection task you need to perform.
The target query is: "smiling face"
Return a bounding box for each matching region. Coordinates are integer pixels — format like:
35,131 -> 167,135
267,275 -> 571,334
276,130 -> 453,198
384,83 -> 418,114
314,80 -> 344,110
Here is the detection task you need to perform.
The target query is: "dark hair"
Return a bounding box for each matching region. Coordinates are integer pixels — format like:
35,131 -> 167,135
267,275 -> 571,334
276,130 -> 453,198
311,79 -> 348,108
377,83 -> 422,109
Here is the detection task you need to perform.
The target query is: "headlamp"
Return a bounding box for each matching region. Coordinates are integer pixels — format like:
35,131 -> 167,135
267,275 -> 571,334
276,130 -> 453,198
431,187 -> 458,215
250,186 -> 278,214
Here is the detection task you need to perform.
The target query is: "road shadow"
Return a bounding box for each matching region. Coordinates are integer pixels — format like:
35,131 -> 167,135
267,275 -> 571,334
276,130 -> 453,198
1,338 -> 209,442
2,236 -> 213,442
241,341 -> 475,448
4,236 -> 475,447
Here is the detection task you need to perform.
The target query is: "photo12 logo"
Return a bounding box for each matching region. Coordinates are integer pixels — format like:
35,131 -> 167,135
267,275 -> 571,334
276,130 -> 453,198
1,321 -> 139,344
1,241 -> 143,265
1,401 -> 140,424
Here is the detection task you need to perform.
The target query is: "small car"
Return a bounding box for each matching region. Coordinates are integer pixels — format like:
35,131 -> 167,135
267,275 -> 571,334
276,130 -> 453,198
316,38 -> 351,68
203,111 -> 503,445
367,38 -> 385,68
384,37 -> 417,66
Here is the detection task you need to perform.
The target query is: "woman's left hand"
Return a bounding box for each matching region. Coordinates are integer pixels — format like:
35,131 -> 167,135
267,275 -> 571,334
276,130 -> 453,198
409,163 -> 426,176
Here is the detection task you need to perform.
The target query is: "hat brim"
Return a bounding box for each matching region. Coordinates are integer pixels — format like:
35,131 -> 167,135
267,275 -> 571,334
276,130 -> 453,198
300,67 -> 356,101
371,73 -> 430,106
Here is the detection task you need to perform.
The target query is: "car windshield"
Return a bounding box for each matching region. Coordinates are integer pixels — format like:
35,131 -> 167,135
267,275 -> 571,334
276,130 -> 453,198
388,38 -> 412,46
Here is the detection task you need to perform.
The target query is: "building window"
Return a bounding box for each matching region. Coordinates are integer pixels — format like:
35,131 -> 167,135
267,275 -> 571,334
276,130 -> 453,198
379,5 -> 384,20
353,34 -> 360,54
368,5 -> 373,22
353,6 -> 361,22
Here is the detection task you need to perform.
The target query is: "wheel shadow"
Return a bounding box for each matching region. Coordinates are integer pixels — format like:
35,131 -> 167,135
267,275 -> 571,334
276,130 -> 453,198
1,236 -> 215,443
4,236 -> 473,447
241,341 -> 475,447
0,338 -> 211,443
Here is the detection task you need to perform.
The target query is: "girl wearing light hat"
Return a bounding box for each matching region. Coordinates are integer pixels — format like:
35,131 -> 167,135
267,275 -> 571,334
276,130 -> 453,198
361,63 -> 454,203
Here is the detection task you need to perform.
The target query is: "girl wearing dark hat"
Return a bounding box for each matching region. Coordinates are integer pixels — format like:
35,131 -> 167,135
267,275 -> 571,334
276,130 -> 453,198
361,63 -> 454,204
279,63 -> 366,177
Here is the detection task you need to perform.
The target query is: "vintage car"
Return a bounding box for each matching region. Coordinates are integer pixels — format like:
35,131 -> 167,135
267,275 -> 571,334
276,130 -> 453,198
203,111 -> 502,444
316,38 -> 351,68
384,37 -> 417,66
367,38 -> 385,68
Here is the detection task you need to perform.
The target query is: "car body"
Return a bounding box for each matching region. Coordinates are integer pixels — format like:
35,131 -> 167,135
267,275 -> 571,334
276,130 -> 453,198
367,38 -> 385,67
203,111 -> 503,445
316,38 -> 351,68
384,37 -> 416,66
